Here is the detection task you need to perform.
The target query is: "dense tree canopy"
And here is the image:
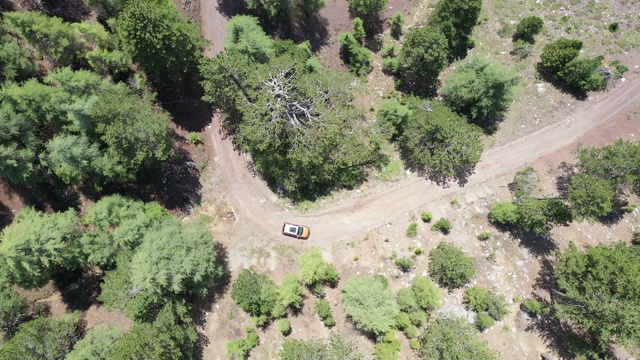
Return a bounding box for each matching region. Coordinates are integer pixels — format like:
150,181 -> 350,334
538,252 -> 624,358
279,334 -> 363,360
440,57 -> 519,125
427,0 -> 482,58
554,242 -> 640,348
200,41 -> 386,199
397,27 -> 449,93
567,173 -> 616,221
0,314 -> 80,359
0,208 -> 82,289
514,16 -> 543,43
231,268 -> 280,326
346,0 -> 389,21
116,0 -> 207,83
540,38 -> 582,75
225,15 -> 275,63
428,242 -> 475,288
399,101 -> 483,182
66,325 -> 123,360
342,275 -> 399,338
420,314 -> 499,360
0,287 -> 27,334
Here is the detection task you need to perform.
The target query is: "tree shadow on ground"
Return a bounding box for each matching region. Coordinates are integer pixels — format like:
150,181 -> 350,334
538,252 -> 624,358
216,0 -> 246,18
192,242 -> 231,359
285,13 -> 330,53
41,0 -> 90,22
495,226 -> 559,257
0,0 -> 14,11
535,63 -> 589,101
555,162 -> 574,198
53,268 -> 103,311
157,73 -> 213,133
0,202 -> 13,231
398,148 -> 474,188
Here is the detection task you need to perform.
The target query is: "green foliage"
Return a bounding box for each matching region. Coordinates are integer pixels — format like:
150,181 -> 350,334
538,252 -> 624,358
410,338 -> 420,350
97,252 -> 137,312
406,222 -> 418,237
441,56 -> 519,124
431,218 -> 452,234
510,166 -> 539,203
0,30 -> 38,83
396,288 -> 419,313
395,257 -> 414,272
554,241 -> 640,348
81,195 -> 168,267
373,331 -> 401,360
381,57 -> 399,75
314,298 -> 336,327
421,211 -> 433,223
224,15 -> 275,63
116,0 -> 207,83
390,12 -> 405,39
574,140 -> 640,193
339,32 -> 373,76
279,334 -> 364,360
607,22 -> 620,33
559,56 -> 605,92
382,44 -> 396,58
427,0 -> 482,57
277,318 -> 292,336
568,173 -> 616,221
399,101 -> 483,181
226,338 -> 251,360
0,314 -> 79,359
377,99 -> 411,138
540,38 -> 583,75
83,0 -> 129,18
463,286 -> 490,313
347,0 -> 389,20
342,275 -> 399,338
245,0 -> 283,21
188,132 -> 202,144
411,276 -> 442,310
231,268 -> 279,326
516,198 -> 573,235
299,248 -> 340,291
200,43 -> 386,199
398,27 -> 449,92
477,231 -> 492,240
0,208 -> 81,289
0,286 -> 26,333
129,218 -> 222,298
43,134 -> 101,185
419,314 -> 499,360
395,311 -> 412,330
110,307 -> 198,360
475,311 -> 495,331
352,18 -> 366,42
404,324 -> 419,338
522,298 -> 550,317
489,201 -> 519,225
514,16 -> 544,43
86,48 -> 131,77
3,11 -> 81,65
428,242 -> 475,289
66,325 -> 123,360
89,85 -> 172,183
512,39 -> 534,60
273,274 -> 305,318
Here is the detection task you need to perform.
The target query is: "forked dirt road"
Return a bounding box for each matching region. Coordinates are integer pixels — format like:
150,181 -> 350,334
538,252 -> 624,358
199,0 -> 640,249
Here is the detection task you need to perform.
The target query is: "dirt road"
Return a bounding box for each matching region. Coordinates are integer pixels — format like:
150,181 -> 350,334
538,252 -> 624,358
199,0 -> 640,250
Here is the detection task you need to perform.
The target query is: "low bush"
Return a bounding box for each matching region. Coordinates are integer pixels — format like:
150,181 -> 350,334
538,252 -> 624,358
277,319 -> 291,336
475,312 -> 495,331
522,298 -> 550,316
314,299 -> 336,327
409,338 -> 420,350
404,324 -> 419,338
421,211 -> 433,223
406,222 -> 418,237
431,218 -> 452,234
373,331 -> 401,360
477,231 -> 493,240
395,257 -> 414,272
428,242 -> 475,289
390,12 -> 405,39
489,201 -> 518,226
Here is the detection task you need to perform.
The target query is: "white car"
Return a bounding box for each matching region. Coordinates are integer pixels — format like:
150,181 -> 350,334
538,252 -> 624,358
282,222 -> 310,239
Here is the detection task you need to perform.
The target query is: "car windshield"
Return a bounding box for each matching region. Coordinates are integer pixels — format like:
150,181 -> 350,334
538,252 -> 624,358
297,227 -> 303,236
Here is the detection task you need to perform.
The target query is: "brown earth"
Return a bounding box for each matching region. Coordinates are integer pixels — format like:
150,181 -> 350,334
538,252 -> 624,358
195,0 -> 640,359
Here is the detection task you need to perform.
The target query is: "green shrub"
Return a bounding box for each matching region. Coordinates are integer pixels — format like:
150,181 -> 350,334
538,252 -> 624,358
277,319 -> 292,336
514,16 -> 543,43
607,22 -> 620,33
409,338 -> 420,350
486,293 -> 509,321
395,257 -> 414,272
390,12 -> 405,39
314,298 -> 336,327
404,324 -> 419,338
414,247 -> 423,256
188,132 -> 202,144
411,276 -> 442,311
377,99 -> 411,138
305,57 -> 322,72
226,338 -> 249,360
408,310 -> 427,327
339,32 -> 373,76
428,242 -> 475,289
373,331 -> 400,360
522,298 -> 550,316
475,312 -> 495,331
463,286 -> 490,313
382,58 -> 399,75
477,231 -> 492,240
431,218 -> 452,234
489,201 -> 518,226
559,56 -> 605,92
421,211 -> 433,223
353,17 -> 366,42
406,222 -> 418,237
395,311 -> 411,330
382,44 -> 396,58
512,39 -> 533,60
